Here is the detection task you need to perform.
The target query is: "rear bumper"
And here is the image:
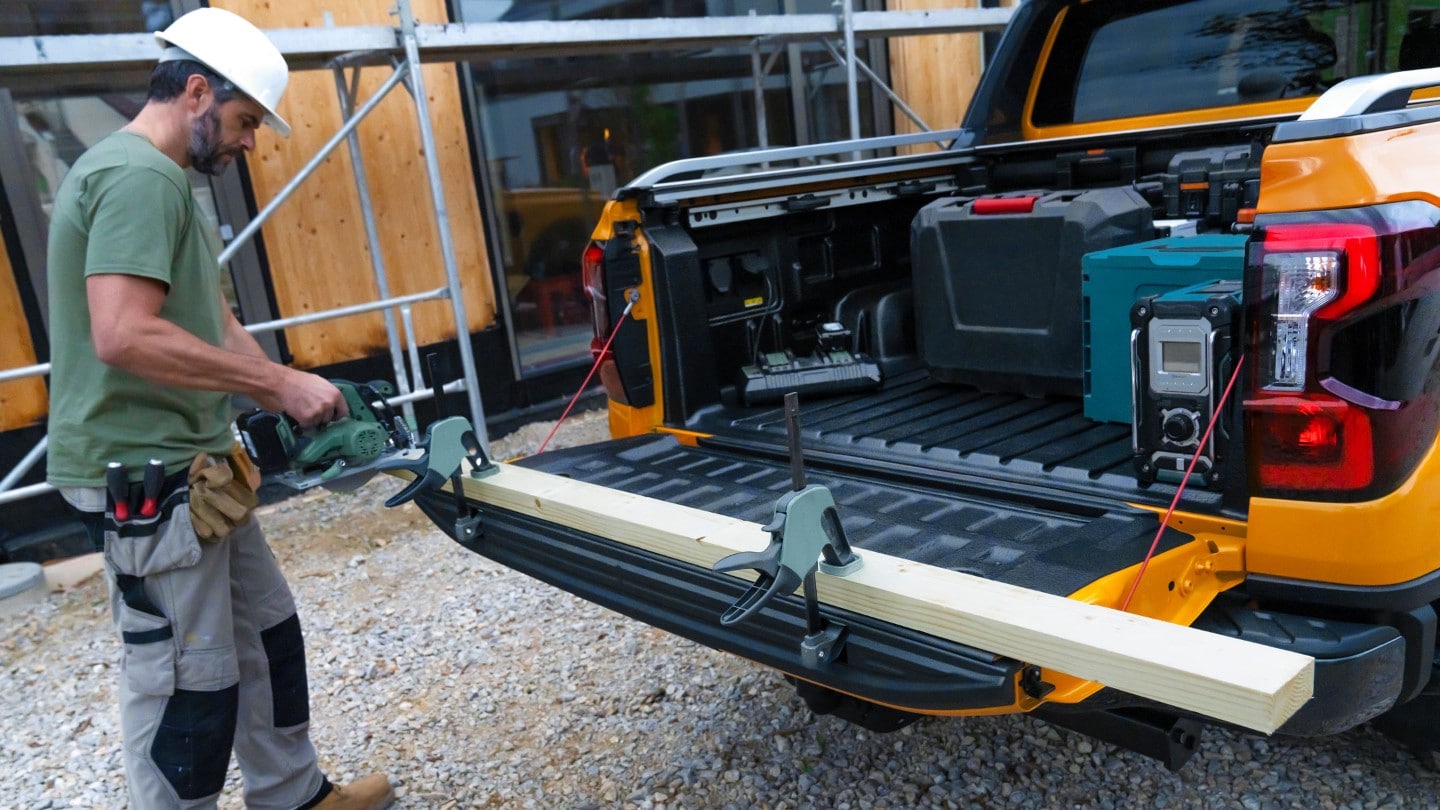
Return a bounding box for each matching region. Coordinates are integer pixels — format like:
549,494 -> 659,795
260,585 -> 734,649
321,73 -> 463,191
1191,595 -> 1411,736
416,489 -> 1020,718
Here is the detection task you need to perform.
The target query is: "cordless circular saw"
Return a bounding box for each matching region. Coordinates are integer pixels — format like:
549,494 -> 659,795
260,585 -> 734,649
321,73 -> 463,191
237,379 -> 417,491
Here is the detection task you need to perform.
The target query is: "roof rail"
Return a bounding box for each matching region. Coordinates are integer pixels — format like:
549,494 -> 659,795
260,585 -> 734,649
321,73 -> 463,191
1299,67 -> 1440,120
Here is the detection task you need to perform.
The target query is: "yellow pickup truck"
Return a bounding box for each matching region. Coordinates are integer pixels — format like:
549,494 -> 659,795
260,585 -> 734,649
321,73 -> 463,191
415,0 -> 1440,769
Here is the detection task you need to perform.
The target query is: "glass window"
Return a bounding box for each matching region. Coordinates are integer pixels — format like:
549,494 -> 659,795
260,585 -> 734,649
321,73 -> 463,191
459,0 -> 878,374
0,1 -> 173,37
1035,0 -> 1440,127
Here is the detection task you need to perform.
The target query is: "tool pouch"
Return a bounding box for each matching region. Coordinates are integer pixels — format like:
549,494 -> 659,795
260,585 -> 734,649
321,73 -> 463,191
188,449 -> 260,542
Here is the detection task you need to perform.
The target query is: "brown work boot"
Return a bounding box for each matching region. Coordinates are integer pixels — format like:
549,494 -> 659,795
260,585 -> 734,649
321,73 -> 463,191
312,774 -> 395,809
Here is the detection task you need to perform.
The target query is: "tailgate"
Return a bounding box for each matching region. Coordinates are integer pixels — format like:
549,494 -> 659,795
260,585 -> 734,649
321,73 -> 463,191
409,434 -> 1312,734
507,434 -> 1190,597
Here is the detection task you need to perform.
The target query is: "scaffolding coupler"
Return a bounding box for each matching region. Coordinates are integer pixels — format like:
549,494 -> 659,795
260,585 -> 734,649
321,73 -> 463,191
713,393 -> 863,668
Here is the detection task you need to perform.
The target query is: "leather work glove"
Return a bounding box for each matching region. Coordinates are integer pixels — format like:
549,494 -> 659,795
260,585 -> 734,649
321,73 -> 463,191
188,452 -> 260,541
228,443 -> 262,491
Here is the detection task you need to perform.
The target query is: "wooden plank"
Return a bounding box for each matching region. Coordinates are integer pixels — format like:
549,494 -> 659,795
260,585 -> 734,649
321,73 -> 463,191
42,552 -> 104,591
0,209 -> 46,431
451,462 -> 1314,734
213,0 -> 495,370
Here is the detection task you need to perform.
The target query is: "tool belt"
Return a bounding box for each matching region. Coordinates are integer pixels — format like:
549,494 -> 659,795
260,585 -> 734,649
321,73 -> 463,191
187,445 -> 260,541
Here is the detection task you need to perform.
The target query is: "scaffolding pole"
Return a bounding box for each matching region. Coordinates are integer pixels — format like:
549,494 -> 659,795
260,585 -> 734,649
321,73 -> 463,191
217,61 -> 410,268
398,0 -> 489,447
841,0 -> 862,149
334,62 -> 419,428
819,38 -> 931,132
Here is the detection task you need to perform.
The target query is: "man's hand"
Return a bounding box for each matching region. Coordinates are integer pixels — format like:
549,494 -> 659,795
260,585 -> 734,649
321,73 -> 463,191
256,369 -> 348,431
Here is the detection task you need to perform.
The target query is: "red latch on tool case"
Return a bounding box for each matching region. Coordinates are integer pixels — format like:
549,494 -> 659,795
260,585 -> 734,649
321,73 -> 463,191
971,195 -> 1038,215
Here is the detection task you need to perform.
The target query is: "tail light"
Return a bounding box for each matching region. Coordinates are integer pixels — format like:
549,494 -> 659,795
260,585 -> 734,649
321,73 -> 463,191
1256,224 -> 1379,392
582,242 -> 608,348
580,240 -> 630,406
1245,209 -> 1440,500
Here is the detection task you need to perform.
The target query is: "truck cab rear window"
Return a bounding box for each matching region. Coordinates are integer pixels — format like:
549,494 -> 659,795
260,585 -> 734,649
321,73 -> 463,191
1032,0 -> 1440,127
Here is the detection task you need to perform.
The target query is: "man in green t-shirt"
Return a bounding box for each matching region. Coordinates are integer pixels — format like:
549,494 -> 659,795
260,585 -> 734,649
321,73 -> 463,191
46,8 -> 392,809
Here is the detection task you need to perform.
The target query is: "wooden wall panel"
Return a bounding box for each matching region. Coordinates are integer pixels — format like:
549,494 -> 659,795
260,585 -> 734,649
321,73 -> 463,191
214,0 -> 495,370
887,0 -> 986,154
0,212 -> 46,431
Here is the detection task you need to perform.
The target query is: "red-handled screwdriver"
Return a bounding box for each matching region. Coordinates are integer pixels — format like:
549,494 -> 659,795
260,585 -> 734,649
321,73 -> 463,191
106,461 -> 131,522
140,459 -> 165,518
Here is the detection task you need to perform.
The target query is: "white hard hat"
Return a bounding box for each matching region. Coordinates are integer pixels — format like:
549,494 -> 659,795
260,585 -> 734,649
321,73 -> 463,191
155,7 -> 291,137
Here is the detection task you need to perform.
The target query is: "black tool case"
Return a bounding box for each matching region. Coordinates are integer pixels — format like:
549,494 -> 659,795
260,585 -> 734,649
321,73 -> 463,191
910,188 -> 1154,396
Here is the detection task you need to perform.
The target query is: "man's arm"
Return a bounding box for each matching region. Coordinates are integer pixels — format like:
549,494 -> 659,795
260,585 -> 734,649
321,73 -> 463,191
88,273 -> 347,428
220,296 -> 269,361
219,296 -> 351,422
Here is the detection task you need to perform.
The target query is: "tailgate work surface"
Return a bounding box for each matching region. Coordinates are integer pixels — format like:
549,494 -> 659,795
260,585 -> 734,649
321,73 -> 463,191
516,434 -> 1187,597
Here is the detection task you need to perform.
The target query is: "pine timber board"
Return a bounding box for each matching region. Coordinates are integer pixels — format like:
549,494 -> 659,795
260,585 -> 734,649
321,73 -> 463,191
0,210 -> 45,431
887,0 -> 987,154
443,462 -> 1314,734
213,0 -> 495,370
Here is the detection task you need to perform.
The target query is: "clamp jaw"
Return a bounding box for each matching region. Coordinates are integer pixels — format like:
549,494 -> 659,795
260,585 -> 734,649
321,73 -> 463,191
381,415 -> 496,542
712,392 -> 863,668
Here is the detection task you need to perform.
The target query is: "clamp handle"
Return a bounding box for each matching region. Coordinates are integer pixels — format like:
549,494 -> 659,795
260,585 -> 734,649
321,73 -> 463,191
714,546 -> 802,626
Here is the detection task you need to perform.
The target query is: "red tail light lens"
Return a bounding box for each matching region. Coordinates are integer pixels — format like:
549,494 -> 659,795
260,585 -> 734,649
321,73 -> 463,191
1293,414 -> 1339,461
580,240 -> 631,406
1248,393 -> 1373,490
582,242 -> 608,346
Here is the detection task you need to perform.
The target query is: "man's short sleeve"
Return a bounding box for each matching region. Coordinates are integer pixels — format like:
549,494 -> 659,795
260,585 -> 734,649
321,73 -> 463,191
82,165 -> 190,287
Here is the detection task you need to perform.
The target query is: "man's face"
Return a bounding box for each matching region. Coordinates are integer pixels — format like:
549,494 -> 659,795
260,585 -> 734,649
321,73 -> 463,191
188,96 -> 264,177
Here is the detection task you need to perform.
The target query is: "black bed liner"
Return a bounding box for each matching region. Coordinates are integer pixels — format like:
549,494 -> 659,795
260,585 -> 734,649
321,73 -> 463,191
688,367 -> 1233,514
516,430 -> 1192,598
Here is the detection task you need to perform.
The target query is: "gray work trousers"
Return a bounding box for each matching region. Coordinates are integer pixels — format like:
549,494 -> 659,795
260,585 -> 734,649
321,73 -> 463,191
64,483 -> 328,809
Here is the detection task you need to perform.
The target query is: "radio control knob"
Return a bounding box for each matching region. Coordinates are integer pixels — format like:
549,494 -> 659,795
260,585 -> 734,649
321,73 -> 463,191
1163,411 -> 1199,444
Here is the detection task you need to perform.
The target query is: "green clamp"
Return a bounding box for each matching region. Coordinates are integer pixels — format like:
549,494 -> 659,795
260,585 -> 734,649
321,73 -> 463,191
713,482 -> 863,627
381,416 -> 495,509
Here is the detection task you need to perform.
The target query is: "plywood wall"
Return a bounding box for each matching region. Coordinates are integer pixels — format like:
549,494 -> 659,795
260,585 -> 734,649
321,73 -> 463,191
887,0 -> 988,154
214,0 -> 495,370
0,214 -> 46,431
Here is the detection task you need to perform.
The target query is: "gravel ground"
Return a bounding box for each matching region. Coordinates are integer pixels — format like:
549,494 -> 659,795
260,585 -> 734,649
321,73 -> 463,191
4,407 -> 1440,809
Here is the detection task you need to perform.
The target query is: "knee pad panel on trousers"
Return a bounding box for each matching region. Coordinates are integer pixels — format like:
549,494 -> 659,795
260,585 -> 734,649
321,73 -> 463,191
150,684 -> 239,800
261,613 -> 310,728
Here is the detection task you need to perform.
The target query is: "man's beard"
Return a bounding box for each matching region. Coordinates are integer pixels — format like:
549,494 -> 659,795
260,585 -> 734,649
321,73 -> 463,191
188,106 -> 242,176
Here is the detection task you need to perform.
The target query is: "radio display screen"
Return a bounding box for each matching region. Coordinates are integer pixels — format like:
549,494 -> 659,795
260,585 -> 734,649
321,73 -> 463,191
1161,341 -> 1202,374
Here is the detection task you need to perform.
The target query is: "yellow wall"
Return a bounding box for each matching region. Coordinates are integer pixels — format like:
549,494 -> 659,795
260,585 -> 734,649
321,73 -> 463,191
214,0 -> 496,369
887,0 -> 1008,153
0,213 -> 46,431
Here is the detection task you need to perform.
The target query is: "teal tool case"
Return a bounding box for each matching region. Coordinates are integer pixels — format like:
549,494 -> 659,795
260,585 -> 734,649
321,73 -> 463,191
1080,234 -> 1248,423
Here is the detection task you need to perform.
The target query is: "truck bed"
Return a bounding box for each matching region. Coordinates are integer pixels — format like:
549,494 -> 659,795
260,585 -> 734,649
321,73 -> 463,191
505,366 -> 1233,597
691,366 -> 1232,515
